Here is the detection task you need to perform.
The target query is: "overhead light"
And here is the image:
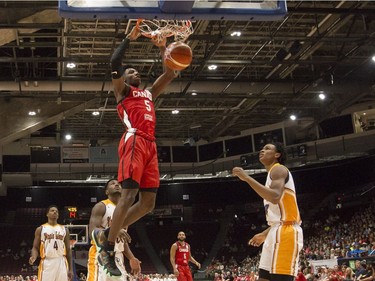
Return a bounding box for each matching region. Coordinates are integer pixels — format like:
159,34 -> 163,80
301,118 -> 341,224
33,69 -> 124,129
290,114 -> 297,121
67,62 -> 76,69
65,134 -> 72,140
191,92 -> 197,96
363,112 -> 367,116
208,65 -> 217,70
190,124 -> 202,129
183,137 -> 195,147
28,111 -> 36,116
92,111 -> 100,116
318,93 -> 326,100
172,109 -> 179,114
372,55 -> 375,62
230,31 -> 241,37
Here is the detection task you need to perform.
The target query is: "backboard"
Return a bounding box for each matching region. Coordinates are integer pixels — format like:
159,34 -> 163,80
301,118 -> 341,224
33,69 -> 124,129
65,224 -> 89,246
59,0 -> 287,21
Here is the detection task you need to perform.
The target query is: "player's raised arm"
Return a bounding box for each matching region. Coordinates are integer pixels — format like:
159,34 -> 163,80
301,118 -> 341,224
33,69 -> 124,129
110,26 -> 141,102
150,39 -> 179,99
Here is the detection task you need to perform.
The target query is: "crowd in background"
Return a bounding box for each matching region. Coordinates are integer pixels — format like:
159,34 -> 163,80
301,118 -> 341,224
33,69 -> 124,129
0,196 -> 374,281
205,199 -> 375,281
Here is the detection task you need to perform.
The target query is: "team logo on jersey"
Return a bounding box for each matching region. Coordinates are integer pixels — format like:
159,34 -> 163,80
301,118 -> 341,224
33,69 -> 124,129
44,232 -> 64,241
132,90 -> 152,101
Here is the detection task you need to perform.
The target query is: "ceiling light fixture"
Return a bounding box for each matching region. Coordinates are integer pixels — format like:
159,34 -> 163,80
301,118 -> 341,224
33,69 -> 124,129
65,134 -> 72,140
28,111 -> 36,116
372,55 -> 375,62
190,124 -> 202,129
318,93 -> 326,100
92,111 -> 100,116
191,92 -> 197,96
172,109 -> 179,114
208,65 -> 217,70
67,62 -> 76,69
230,31 -> 241,37
290,114 -> 297,121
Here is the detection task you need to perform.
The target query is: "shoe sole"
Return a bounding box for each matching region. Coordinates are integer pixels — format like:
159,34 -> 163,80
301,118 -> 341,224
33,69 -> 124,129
103,266 -> 122,278
98,254 -> 122,277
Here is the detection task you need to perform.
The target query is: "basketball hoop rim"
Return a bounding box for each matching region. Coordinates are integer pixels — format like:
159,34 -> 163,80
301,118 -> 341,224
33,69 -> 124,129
136,18 -> 194,42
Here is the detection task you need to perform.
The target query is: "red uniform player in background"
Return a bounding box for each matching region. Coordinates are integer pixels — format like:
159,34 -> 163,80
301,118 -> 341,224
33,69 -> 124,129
170,231 -> 201,281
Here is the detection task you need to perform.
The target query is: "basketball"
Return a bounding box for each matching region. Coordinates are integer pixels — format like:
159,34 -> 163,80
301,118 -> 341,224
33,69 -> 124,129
164,42 -> 192,71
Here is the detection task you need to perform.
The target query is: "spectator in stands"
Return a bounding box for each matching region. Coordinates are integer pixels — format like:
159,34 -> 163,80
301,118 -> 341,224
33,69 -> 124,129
170,231 -> 201,281
225,271 -> 234,281
20,264 -> 28,273
355,260 -> 368,281
232,142 -> 303,281
88,179 -> 141,280
29,205 -> 73,281
357,261 -> 374,281
214,272 -> 223,281
343,266 -> 355,281
79,272 -> 87,280
296,267 -> 307,281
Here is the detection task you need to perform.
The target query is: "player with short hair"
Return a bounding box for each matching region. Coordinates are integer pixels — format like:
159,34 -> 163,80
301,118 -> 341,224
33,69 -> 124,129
92,26 -> 178,277
170,231 -> 201,281
232,142 -> 303,281
29,205 -> 73,281
87,179 -> 141,281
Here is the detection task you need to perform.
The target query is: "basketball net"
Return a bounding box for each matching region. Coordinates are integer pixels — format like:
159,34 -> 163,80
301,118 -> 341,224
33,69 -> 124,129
136,19 -> 193,43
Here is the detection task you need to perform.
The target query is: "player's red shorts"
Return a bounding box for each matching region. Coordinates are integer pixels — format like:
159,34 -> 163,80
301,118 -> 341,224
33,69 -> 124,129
176,265 -> 193,281
117,131 -> 159,188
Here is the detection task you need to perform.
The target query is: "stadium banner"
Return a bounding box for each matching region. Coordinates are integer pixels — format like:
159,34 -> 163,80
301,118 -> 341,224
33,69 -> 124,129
309,259 -> 337,273
62,146 -> 89,163
90,147 -> 118,163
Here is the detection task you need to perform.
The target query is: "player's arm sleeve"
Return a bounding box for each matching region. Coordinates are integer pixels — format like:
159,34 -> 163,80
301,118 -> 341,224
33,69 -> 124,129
110,38 -> 130,79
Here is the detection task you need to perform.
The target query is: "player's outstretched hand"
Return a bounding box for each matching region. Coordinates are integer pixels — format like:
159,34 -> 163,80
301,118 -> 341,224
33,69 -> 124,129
129,257 -> 142,276
67,270 -> 73,281
248,232 -> 266,247
126,26 -> 141,41
232,167 -> 249,181
29,256 -> 36,265
173,268 -> 179,277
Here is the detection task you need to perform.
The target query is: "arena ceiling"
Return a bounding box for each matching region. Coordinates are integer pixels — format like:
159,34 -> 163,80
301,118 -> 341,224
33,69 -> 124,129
0,1 -> 375,146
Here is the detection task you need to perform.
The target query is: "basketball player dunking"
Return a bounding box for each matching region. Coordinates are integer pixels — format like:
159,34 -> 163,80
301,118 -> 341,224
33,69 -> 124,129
170,231 -> 201,281
29,205 -> 73,281
92,27 -> 178,277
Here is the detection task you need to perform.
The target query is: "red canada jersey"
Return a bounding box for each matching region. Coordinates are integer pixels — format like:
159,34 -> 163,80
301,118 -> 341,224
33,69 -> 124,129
117,85 -> 156,140
175,242 -> 190,266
